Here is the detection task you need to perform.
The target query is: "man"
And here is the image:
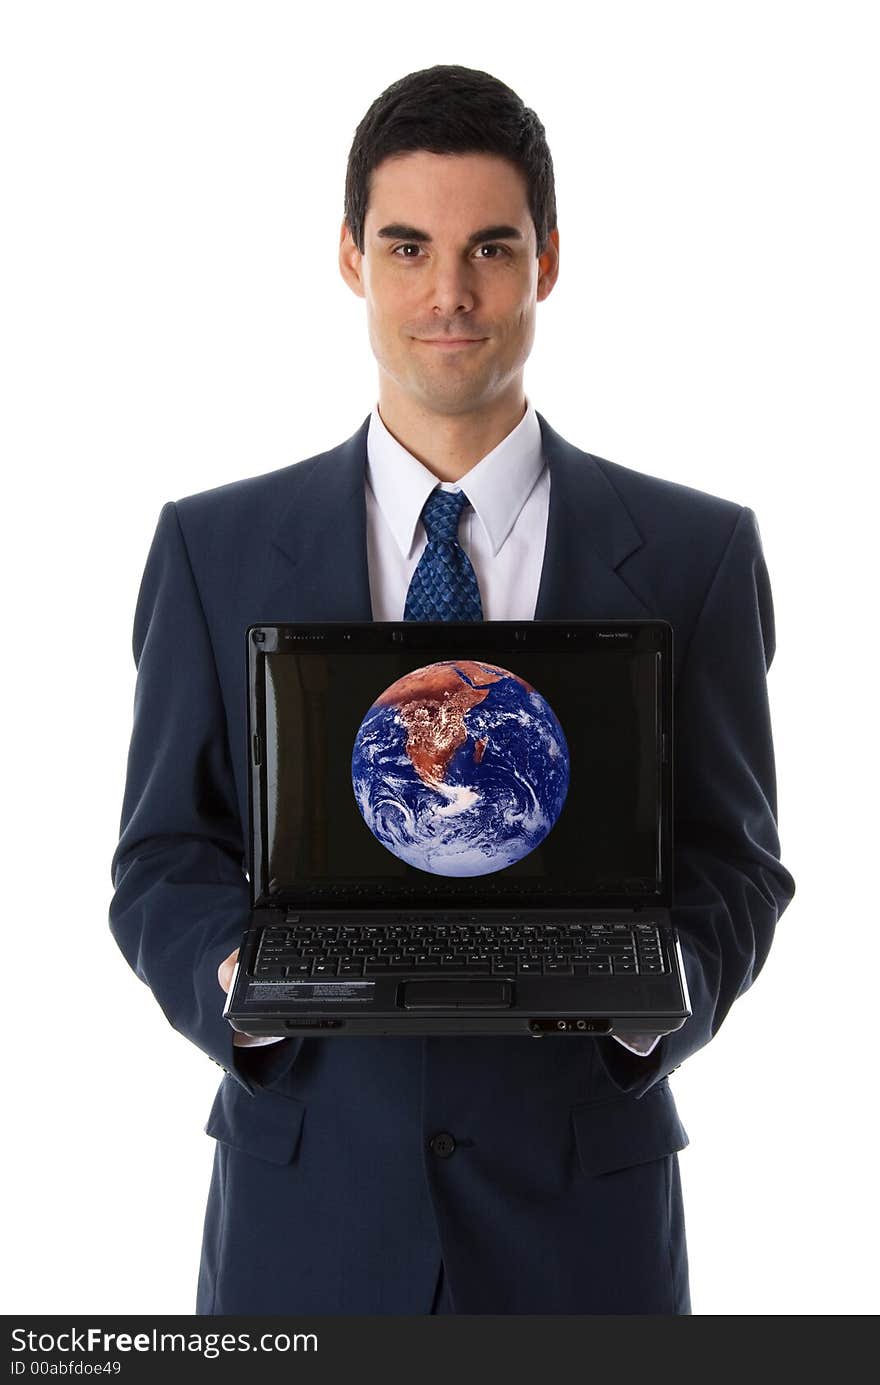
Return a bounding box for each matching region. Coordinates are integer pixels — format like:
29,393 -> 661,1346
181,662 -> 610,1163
109,64 -> 795,1315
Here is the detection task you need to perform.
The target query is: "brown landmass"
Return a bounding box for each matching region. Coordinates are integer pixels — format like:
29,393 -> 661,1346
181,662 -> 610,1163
373,661 -> 533,787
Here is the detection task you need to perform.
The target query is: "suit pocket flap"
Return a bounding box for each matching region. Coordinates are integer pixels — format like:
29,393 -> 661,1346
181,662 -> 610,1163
204,1076 -> 306,1165
571,1081 -> 689,1177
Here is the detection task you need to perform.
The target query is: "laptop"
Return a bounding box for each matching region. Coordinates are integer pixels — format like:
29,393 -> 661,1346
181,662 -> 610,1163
223,620 -> 691,1039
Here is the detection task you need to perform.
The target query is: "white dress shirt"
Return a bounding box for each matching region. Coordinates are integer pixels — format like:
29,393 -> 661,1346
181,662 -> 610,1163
236,397 -> 660,1058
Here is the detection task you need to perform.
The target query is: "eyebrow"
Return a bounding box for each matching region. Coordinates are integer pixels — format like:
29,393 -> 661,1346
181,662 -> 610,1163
376,223 -> 524,247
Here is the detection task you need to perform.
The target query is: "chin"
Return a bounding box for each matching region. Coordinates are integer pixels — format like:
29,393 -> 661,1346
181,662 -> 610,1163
418,366 -> 489,394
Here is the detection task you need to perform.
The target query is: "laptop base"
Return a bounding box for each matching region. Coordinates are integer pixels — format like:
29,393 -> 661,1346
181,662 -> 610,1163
224,920 -> 691,1038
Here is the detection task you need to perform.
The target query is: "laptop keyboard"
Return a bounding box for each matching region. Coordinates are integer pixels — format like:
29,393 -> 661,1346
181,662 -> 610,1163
251,917 -> 668,979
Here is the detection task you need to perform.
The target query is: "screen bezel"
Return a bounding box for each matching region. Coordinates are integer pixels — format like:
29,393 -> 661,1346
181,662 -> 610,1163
245,620 -> 673,911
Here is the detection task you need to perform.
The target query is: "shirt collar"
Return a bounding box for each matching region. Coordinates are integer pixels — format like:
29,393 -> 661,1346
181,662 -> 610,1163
366,397 -> 545,560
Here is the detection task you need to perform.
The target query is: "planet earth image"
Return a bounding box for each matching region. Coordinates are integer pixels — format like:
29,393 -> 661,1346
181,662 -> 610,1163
351,659 -> 570,877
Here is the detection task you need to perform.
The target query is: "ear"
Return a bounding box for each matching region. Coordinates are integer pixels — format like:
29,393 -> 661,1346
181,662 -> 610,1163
339,219 -> 366,299
537,227 -> 560,302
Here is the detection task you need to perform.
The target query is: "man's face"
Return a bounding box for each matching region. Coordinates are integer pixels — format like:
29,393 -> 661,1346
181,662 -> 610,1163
339,151 -> 559,416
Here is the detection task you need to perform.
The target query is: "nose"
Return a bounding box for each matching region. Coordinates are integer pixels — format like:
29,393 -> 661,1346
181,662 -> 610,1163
426,259 -> 478,318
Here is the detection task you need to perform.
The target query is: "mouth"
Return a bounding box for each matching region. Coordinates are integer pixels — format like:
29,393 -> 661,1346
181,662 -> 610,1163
415,337 -> 487,351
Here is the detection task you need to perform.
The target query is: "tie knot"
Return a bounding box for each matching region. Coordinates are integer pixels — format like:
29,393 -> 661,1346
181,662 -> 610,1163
420,487 -> 471,544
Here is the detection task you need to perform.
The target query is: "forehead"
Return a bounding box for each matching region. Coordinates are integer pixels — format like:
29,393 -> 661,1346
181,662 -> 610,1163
366,151 -> 531,233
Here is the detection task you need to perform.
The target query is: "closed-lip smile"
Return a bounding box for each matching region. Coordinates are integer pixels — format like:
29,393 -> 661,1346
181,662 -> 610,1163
417,336 -> 486,347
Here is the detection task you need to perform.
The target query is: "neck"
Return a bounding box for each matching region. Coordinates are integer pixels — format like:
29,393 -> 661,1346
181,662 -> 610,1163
376,384 -> 527,483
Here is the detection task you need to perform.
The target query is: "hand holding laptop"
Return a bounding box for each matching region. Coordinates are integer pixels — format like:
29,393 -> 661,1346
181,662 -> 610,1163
219,948 -> 277,1048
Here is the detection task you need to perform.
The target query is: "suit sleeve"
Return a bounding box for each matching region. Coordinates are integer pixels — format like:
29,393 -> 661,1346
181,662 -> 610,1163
593,505 -> 796,1097
108,501 -> 301,1094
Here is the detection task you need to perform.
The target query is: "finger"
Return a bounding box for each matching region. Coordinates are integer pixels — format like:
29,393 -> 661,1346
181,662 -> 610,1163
217,948 -> 239,993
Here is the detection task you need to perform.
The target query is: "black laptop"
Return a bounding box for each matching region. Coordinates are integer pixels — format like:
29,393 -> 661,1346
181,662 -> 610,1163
223,620 -> 691,1039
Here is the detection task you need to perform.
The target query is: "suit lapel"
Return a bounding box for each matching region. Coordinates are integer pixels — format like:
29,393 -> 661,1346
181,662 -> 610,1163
532,412 -> 650,619
265,410 -> 650,621
267,417 -> 374,620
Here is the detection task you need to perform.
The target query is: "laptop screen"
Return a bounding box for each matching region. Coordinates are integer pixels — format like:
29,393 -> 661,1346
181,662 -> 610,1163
251,624 -> 670,909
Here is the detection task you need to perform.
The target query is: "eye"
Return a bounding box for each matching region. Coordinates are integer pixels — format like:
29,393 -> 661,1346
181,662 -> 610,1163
476,244 -> 508,258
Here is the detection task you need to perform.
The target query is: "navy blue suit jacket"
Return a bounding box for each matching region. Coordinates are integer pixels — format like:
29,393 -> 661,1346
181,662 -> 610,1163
109,412 -> 795,1314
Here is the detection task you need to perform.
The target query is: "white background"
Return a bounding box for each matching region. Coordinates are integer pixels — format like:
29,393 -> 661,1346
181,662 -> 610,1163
2,0 -> 877,1316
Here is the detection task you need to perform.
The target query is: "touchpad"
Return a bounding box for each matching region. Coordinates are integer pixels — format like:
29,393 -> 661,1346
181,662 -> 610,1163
401,980 -> 513,1010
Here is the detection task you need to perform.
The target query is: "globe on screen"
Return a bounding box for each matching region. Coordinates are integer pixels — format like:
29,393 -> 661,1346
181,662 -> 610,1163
350,659 -> 570,877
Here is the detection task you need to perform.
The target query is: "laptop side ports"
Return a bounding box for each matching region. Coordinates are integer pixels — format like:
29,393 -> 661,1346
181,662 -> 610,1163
528,1018 -> 612,1035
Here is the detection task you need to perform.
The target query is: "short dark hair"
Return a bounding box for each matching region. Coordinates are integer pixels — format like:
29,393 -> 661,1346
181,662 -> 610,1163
344,65 -> 557,258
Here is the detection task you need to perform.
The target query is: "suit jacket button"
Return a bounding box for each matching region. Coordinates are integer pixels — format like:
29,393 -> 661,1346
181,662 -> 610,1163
429,1131 -> 456,1158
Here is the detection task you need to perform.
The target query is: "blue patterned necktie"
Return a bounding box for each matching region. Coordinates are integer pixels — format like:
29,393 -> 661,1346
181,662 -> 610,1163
404,487 -> 484,621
